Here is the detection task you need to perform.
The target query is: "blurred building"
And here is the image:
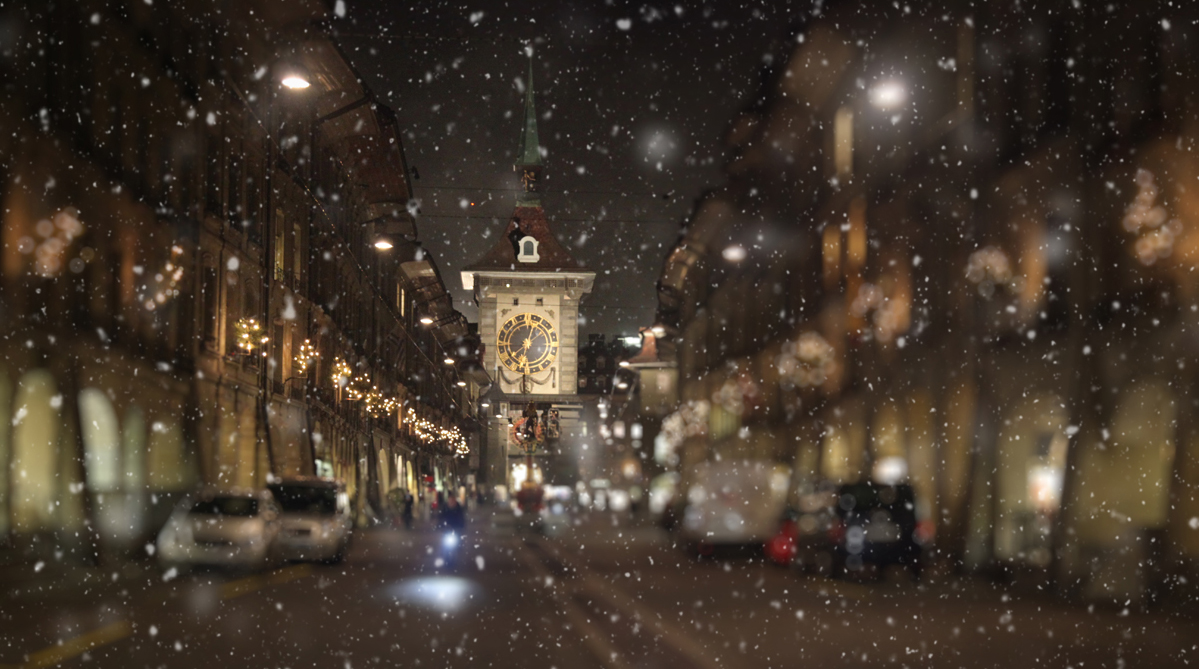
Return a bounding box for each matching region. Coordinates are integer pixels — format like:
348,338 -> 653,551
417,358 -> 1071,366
655,1 -> 1199,602
0,0 -> 484,560
576,334 -> 640,396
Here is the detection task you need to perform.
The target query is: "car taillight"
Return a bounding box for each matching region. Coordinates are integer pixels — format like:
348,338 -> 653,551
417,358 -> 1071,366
827,519 -> 845,544
915,520 -> 935,544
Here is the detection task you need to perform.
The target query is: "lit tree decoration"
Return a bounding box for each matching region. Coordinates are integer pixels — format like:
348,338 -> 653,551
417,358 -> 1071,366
850,282 -> 910,344
965,246 -> 1018,298
1122,168 -> 1182,265
660,400 -> 711,464
235,318 -> 269,355
776,331 -> 837,389
332,357 -> 353,390
294,339 -> 319,374
140,244 -> 186,311
17,209 -> 85,277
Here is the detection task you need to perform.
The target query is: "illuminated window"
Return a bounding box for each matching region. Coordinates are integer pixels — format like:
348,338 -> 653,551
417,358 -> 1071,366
273,208 -> 285,281
822,225 -> 842,290
834,106 -> 853,177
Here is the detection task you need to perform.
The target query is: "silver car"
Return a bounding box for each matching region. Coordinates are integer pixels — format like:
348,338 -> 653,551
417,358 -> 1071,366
268,478 -> 352,563
156,488 -> 282,571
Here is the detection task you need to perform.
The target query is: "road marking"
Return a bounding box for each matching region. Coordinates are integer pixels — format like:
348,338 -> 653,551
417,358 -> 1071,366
577,573 -> 725,669
528,539 -> 725,669
221,563 -> 313,601
18,620 -> 132,669
802,575 -> 871,600
517,544 -> 632,669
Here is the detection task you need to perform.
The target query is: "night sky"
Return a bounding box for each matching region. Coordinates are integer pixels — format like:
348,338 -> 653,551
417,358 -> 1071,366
334,0 -> 806,336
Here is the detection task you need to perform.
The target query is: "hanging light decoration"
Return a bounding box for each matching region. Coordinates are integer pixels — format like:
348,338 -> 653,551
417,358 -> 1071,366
235,318 -> 269,354
331,356 -> 353,389
965,246 -> 1018,298
776,331 -> 837,389
1122,168 -> 1183,266
294,339 -> 319,374
140,244 -> 186,311
17,208 -> 85,277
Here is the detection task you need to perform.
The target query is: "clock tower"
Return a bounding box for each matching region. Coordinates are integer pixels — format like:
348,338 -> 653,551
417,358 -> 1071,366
462,59 -> 595,490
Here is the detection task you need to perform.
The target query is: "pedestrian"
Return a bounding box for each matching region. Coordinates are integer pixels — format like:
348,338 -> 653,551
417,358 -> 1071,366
439,491 -> 467,534
402,491 -> 414,530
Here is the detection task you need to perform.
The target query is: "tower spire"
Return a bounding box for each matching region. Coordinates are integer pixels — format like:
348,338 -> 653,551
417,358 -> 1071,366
515,55 -> 542,205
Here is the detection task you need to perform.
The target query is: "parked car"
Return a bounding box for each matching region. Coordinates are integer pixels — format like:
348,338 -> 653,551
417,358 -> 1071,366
679,459 -> 792,555
794,482 -> 923,578
268,478 -> 352,564
156,488 -> 282,571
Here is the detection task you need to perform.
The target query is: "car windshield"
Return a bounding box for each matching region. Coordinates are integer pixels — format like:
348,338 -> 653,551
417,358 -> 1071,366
188,497 -> 258,517
837,484 -> 915,514
270,485 -> 338,515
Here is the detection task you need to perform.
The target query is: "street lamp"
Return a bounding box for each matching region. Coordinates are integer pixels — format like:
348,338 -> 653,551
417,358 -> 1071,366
373,239 -> 394,250
869,81 -> 905,109
444,357 -> 455,365
722,244 -> 747,262
277,62 -> 312,90
420,316 -> 435,325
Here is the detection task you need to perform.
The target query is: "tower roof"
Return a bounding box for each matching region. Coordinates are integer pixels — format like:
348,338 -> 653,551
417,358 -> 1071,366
462,59 -> 591,287
463,206 -> 587,274
516,58 -> 541,167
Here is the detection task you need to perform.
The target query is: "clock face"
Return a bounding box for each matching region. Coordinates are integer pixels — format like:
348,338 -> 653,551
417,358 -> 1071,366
498,312 -> 559,374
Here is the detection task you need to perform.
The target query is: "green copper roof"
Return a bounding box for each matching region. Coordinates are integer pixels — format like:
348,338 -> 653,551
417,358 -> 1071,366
516,58 -> 541,167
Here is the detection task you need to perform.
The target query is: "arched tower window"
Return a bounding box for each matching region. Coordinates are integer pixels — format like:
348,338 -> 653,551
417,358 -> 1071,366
517,235 -> 540,263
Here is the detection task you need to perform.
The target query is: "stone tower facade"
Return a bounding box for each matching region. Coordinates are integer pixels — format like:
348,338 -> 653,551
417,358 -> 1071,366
461,60 -> 594,489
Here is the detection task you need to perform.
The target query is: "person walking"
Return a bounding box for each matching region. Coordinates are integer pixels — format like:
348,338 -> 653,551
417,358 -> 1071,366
439,492 -> 467,535
402,491 -> 414,530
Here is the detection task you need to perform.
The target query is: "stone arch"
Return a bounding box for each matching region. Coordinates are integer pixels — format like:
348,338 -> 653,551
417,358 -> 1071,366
0,365 -> 11,538
146,415 -> 190,492
10,369 -> 61,533
1075,378 -> 1176,547
79,388 -> 129,547
993,392 -> 1070,566
79,388 -> 121,493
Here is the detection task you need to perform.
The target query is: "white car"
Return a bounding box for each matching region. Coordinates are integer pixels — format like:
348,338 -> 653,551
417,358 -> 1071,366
156,488 -> 282,571
268,478 -> 352,563
679,459 -> 791,551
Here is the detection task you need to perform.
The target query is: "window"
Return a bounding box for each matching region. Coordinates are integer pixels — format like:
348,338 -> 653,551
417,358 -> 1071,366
273,208 -> 285,281
292,220 -> 302,285
536,297 -> 544,306
834,106 -> 853,177
516,235 -> 540,263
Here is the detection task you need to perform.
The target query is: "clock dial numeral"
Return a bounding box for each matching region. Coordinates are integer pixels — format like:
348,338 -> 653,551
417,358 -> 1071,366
497,312 -> 559,375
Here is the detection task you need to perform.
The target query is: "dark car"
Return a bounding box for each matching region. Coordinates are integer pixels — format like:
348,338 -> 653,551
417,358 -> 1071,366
794,482 -> 923,579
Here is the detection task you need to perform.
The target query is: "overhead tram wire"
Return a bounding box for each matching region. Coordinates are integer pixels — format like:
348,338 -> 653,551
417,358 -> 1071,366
416,213 -> 679,224
416,183 -> 684,199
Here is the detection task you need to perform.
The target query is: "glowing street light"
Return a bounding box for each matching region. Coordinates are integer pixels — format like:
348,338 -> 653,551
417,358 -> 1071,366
420,316 -> 435,325
444,357 -> 455,365
281,75 -> 311,90
722,244 -> 747,262
373,239 -> 394,250
869,81 -> 905,109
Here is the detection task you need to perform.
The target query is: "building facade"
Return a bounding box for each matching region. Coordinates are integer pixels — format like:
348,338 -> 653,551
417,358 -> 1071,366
0,0 -> 482,560
655,0 -> 1199,602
